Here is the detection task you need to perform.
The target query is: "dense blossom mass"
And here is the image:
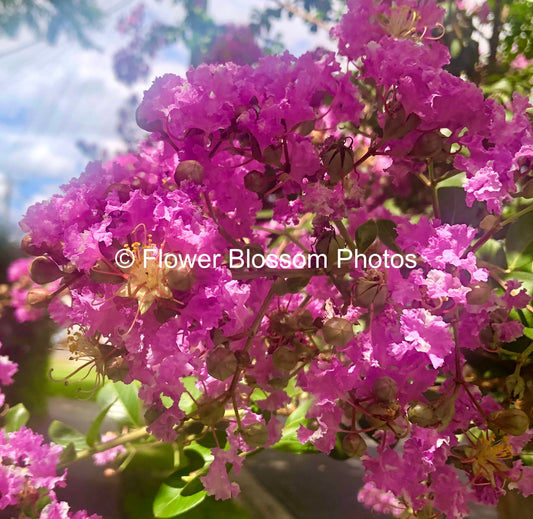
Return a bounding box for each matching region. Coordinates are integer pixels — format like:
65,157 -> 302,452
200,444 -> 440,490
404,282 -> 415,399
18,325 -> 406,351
7,0 -> 533,517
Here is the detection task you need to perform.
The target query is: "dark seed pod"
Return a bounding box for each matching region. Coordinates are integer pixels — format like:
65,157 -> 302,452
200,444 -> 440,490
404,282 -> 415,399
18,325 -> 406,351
272,346 -> 299,371
29,256 -> 62,284
407,402 -> 437,428
21,235 -> 45,256
322,317 -> 353,347
342,433 -> 367,457
198,400 -> 226,426
174,160 -> 205,184
206,348 -> 238,381
372,376 -> 398,404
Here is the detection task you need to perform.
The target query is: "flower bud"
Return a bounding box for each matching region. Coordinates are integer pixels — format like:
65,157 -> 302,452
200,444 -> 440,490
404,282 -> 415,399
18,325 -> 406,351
206,349 -> 238,381
167,265 -> 196,291
488,409 -> 530,436
26,288 -> 52,309
322,143 -> 354,184
322,317 -> 353,347
342,433 -> 367,457
353,269 -> 387,310
241,422 -> 268,448
407,402 -> 437,428
272,346 -> 299,371
198,401 -> 226,426
434,398 -> 456,431
174,160 -> 205,184
20,235 -> 45,256
372,376 -> 398,404
29,256 -> 62,284
315,231 -> 345,270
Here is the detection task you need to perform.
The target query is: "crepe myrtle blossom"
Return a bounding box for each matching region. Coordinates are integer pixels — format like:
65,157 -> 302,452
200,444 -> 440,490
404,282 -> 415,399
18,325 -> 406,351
16,0 -> 533,516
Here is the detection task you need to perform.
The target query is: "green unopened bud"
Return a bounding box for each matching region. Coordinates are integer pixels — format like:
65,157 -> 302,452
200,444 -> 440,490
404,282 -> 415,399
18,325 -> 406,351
372,376 -> 398,404
174,160 -> 205,184
167,265 -> 196,291
29,256 -> 62,284
353,269 -> 387,310
323,144 -> 354,184
434,398 -> 456,431
198,401 -> 226,426
407,402 -> 437,428
241,422 -> 269,448
488,409 -> 530,436
342,433 -> 367,457
322,317 -> 354,347
272,346 -> 299,371
206,349 -> 238,381
26,287 -> 51,309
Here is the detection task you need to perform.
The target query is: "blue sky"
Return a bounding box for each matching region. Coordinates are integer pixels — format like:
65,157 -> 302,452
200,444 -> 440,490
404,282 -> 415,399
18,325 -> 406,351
0,0 -> 333,238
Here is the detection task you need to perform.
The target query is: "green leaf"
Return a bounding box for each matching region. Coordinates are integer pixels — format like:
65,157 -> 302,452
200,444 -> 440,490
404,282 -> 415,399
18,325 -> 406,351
4,403 -> 29,432
376,219 -> 402,253
153,484 -> 206,518
126,443 -> 176,473
505,210 -> 533,272
48,420 -> 87,450
86,401 -> 115,447
355,220 -> 377,253
274,398 -> 317,454
153,450 -> 207,518
97,381 -> 142,427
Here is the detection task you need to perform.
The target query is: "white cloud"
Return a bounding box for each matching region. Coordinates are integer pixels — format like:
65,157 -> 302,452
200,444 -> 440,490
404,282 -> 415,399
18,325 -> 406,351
1,0 -> 337,236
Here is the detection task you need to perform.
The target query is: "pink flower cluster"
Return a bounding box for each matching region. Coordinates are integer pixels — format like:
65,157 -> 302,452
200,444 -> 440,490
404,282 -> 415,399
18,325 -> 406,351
0,343 -> 100,518
17,0 -> 533,516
